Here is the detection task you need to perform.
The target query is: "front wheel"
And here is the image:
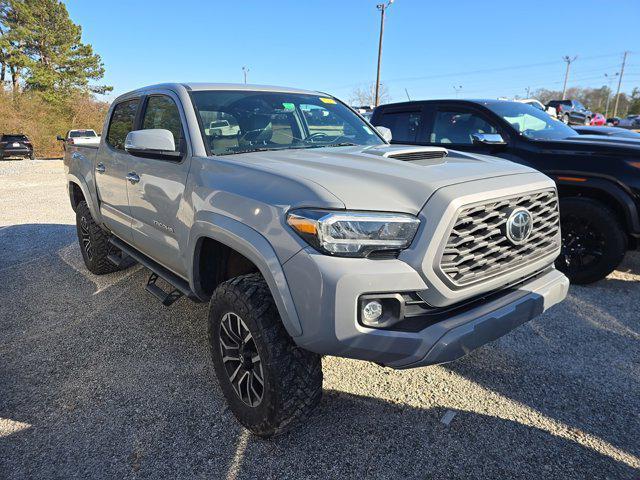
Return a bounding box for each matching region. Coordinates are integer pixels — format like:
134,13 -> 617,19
555,197 -> 627,284
562,113 -> 570,124
208,273 -> 322,437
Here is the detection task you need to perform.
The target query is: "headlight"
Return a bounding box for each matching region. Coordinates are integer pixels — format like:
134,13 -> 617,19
286,209 -> 420,257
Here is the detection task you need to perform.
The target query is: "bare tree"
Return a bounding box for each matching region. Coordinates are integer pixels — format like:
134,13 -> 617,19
350,83 -> 390,107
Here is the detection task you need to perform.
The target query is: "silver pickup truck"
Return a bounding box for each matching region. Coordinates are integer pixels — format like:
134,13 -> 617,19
64,83 -> 569,436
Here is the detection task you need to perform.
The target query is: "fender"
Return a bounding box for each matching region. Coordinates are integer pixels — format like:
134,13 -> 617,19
187,212 -> 304,337
550,171 -> 640,235
66,172 -> 103,225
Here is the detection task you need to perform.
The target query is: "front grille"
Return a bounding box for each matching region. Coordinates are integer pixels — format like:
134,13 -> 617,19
387,150 -> 447,161
439,189 -> 560,287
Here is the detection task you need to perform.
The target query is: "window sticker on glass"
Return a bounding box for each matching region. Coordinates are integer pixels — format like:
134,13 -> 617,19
282,102 -> 295,111
319,97 -> 337,104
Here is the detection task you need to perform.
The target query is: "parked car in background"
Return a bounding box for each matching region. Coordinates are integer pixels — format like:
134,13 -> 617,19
607,117 -> 621,126
0,133 -> 34,160
57,129 -> 100,150
573,125 -> 640,139
618,115 -> 640,129
63,83 -> 568,436
517,98 -> 557,118
206,120 -> 240,137
589,113 -> 606,126
371,99 -> 640,284
547,99 -> 592,125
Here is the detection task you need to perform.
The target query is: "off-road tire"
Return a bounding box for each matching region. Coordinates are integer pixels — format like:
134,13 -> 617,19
208,273 -> 322,437
75,200 -> 123,275
555,197 -> 627,284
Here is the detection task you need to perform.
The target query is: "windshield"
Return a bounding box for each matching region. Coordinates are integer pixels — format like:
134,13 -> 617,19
190,90 -> 383,155
69,130 -> 96,138
487,102 -> 579,141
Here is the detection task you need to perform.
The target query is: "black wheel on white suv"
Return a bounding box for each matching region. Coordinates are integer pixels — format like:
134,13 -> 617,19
555,197 -> 627,284
208,273 -> 323,437
75,200 -> 126,275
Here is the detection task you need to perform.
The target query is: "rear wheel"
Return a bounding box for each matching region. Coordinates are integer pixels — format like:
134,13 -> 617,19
208,273 -> 322,437
75,201 -> 125,275
562,113 -> 570,124
555,197 -> 626,284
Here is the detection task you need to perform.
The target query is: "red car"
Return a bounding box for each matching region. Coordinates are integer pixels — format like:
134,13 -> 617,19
590,113 -> 606,126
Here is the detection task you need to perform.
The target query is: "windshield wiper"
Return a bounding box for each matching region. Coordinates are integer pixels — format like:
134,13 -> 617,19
323,142 -> 358,147
217,147 -> 275,156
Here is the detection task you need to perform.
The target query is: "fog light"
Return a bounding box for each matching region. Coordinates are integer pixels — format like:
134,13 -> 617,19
362,300 -> 383,325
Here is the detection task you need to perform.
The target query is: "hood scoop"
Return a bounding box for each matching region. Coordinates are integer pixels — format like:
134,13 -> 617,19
363,145 -> 448,164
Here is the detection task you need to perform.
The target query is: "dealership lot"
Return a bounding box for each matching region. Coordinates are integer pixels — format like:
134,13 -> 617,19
1,160 -> 639,479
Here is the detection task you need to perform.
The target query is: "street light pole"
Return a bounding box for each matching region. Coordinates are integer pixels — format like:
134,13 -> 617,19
374,0 -> 394,107
604,72 -> 619,117
561,55 -> 577,100
613,51 -> 629,118
242,66 -> 249,84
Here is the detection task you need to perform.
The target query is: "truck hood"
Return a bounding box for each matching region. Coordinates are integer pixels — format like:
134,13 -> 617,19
228,144 -> 540,214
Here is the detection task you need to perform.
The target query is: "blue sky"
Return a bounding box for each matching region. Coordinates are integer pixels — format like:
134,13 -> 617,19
65,0 -> 640,103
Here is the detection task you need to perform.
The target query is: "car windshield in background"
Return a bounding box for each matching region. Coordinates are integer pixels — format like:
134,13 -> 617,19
70,130 -> 96,137
190,90 -> 383,155
487,102 -> 579,141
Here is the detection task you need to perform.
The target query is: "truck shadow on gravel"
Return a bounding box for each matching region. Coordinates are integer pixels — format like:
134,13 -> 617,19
1,224 -> 638,479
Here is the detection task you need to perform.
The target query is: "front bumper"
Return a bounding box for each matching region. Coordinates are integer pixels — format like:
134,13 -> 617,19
283,248 -> 569,368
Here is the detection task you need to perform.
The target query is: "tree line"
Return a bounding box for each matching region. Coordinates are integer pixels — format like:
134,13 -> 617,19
0,0 -> 110,157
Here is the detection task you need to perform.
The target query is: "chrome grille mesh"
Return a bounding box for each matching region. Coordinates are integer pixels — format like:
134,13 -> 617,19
439,189 -> 560,287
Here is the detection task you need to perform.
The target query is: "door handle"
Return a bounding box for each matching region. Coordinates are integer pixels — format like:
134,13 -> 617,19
96,162 -> 106,174
126,172 -> 140,184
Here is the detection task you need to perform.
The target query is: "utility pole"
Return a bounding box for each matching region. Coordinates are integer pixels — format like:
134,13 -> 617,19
404,88 -> 411,101
613,51 -> 628,118
453,85 -> 462,98
604,72 -> 619,117
374,0 -> 394,107
561,55 -> 577,100
242,66 -> 249,84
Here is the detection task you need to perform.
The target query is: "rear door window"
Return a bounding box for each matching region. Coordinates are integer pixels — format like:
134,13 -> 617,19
429,110 -> 497,144
106,99 -> 140,150
376,110 -> 422,143
141,95 -> 185,152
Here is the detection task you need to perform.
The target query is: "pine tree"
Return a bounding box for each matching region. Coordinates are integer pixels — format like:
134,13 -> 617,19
0,0 -> 111,98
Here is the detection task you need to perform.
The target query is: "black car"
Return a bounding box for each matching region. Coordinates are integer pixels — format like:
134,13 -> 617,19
547,99 -> 591,125
0,133 -> 34,159
371,99 -> 640,284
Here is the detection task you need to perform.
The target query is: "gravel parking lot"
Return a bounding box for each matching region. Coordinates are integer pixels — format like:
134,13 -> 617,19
1,160 -> 639,479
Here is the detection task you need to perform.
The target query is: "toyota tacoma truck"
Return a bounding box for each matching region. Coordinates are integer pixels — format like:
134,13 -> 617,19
63,83 -> 569,436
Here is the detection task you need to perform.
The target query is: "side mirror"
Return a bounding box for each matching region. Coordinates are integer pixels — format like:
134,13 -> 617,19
56,135 -> 65,142
471,133 -> 506,145
374,126 -> 393,142
124,129 -> 181,160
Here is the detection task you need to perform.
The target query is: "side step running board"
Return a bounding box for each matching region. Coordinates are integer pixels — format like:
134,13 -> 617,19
107,251 -> 135,269
109,236 -> 199,305
146,273 -> 183,306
